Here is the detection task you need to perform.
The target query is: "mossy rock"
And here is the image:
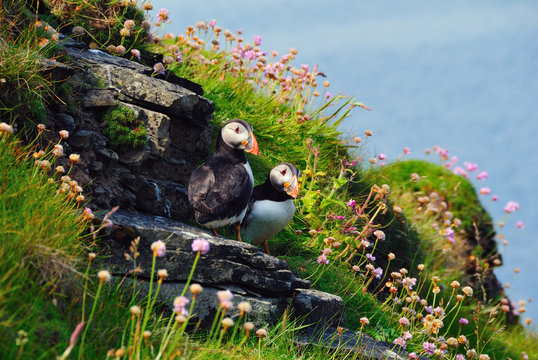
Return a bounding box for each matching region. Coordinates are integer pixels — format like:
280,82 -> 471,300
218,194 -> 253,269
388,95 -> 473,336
102,104 -> 147,152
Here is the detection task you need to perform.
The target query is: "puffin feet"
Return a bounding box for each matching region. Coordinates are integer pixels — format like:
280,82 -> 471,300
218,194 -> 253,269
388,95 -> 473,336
235,223 -> 243,242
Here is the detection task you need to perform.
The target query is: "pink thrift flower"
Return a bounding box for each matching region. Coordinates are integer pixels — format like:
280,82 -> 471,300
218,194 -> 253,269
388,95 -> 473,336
253,35 -> 262,46
479,187 -> 491,195
378,153 -> 386,160
476,171 -> 488,180
217,289 -> 233,303
151,240 -> 166,257
352,265 -> 360,272
450,156 -> 459,164
317,254 -> 329,264
326,92 -> 332,99
393,337 -> 406,348
453,166 -> 468,178
423,342 -> 436,355
373,267 -> 383,278
464,162 -> 478,171
459,317 -> 469,325
373,230 -> 385,240
403,147 -> 411,155
402,331 -> 412,340
516,221 -> 524,229
157,8 -> 169,22
504,201 -> 520,213
130,49 -> 141,60
153,62 -> 165,75
491,195 -> 498,201
366,253 -> 376,262
191,238 -> 210,254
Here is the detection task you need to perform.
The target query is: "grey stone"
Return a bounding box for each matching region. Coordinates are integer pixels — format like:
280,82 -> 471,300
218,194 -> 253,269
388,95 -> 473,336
94,146 -> 119,162
289,289 -> 345,327
69,130 -> 94,150
118,148 -> 150,166
55,113 -> 76,132
295,326 -> 430,360
40,58 -> 75,83
86,64 -> 214,125
98,210 -> 342,330
82,88 -> 119,108
90,161 -> 103,172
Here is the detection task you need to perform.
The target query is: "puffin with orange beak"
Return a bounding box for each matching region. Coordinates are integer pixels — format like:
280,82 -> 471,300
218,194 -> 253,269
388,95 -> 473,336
188,119 -> 259,241
241,163 -> 300,254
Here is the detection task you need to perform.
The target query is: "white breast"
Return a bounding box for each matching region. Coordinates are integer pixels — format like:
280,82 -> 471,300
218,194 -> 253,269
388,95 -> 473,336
243,162 -> 254,187
242,199 -> 295,244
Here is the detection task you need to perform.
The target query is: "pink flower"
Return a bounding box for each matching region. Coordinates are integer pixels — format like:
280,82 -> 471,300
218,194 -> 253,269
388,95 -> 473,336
173,296 -> 190,316
373,230 -> 385,241
450,156 -> 459,164
516,221 -> 524,229
326,92 -> 332,99
253,35 -> 262,46
402,331 -> 412,340
151,240 -> 166,257
453,166 -> 468,178
423,342 -> 436,355
131,49 -> 141,60
347,199 -> 356,208
393,337 -> 406,348
366,253 -> 376,262
217,289 -> 233,303
317,254 -> 329,264
459,317 -> 469,325
157,8 -> 169,22
191,238 -> 210,254
352,265 -> 360,272
403,147 -> 411,155
373,267 -> 383,278
504,201 -> 520,213
153,62 -> 165,75
399,317 -> 410,326
491,195 -> 498,201
378,153 -> 386,160
479,187 -> 491,195
464,162 -> 478,171
476,171 -> 488,180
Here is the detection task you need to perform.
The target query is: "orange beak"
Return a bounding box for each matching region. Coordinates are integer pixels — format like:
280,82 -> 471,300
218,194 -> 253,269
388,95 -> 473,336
245,132 -> 259,155
286,175 -> 299,198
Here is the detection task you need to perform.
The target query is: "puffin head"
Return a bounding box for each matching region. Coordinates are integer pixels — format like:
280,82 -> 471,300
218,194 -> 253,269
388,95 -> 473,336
220,119 -> 259,155
269,163 -> 301,198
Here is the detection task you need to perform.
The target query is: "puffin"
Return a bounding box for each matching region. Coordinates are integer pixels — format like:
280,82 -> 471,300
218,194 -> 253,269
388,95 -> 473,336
241,163 -> 300,254
188,119 -> 259,241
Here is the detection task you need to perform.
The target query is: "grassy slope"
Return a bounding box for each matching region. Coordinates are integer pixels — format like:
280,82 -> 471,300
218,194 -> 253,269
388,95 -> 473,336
1,1 -> 537,358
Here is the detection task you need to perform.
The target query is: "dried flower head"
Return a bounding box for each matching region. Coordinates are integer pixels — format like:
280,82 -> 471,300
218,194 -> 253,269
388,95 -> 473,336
130,305 -> 141,315
151,240 -> 166,257
256,328 -> 267,338
190,283 -> 203,295
97,270 -> 112,282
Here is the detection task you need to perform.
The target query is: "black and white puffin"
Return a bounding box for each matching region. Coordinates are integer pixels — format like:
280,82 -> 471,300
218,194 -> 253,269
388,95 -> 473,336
188,119 -> 259,241
241,163 -> 300,254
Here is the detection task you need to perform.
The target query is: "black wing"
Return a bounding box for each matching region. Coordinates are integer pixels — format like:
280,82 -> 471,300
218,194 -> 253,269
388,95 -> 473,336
188,158 -> 253,223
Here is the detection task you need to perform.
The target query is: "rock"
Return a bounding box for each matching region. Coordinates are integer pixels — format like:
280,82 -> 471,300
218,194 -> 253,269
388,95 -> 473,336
82,88 -> 119,108
94,146 -> 119,162
69,130 -> 94,150
99,210 -> 342,328
118,148 -> 150,166
40,58 -> 75,83
290,289 -> 345,327
89,161 -> 103,172
295,326 -> 430,360
55,113 -> 76,132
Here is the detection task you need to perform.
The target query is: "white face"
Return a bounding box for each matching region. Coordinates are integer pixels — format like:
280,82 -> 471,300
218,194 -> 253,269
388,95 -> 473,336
221,121 -> 250,150
270,164 -> 297,193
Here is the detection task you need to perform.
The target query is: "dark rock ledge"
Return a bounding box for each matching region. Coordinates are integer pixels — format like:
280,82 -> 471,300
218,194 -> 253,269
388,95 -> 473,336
99,210 -> 427,359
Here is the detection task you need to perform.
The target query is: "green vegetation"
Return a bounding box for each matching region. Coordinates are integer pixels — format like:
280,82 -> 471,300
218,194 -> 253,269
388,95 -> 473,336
0,1 -> 536,359
102,105 -> 147,152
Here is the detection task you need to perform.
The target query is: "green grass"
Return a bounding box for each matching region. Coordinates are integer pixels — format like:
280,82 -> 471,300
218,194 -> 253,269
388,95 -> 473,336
102,104 -> 148,152
1,1 -> 537,359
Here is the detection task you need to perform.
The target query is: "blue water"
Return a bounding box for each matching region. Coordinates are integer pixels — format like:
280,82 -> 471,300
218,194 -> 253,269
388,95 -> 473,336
153,0 -> 538,324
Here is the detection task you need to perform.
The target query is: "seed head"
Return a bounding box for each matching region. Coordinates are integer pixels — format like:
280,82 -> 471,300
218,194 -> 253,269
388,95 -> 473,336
130,305 -> 141,315
189,283 -> 203,294
256,328 -> 267,338
244,322 -> 255,331
360,317 -> 369,325
238,301 -> 252,314
97,270 -> 111,282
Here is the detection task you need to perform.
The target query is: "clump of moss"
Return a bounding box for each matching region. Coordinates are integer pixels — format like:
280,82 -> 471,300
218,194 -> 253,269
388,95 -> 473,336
102,105 -> 147,152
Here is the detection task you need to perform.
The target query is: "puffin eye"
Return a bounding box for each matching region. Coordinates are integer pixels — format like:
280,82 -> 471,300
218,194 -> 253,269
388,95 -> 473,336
281,169 -> 287,175
234,127 -> 240,133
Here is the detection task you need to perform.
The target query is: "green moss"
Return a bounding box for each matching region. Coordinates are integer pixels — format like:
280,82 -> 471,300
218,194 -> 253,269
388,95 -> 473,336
102,105 -> 147,152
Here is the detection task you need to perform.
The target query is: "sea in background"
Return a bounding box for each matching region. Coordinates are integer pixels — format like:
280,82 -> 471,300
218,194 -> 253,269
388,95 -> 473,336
152,0 -> 538,324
